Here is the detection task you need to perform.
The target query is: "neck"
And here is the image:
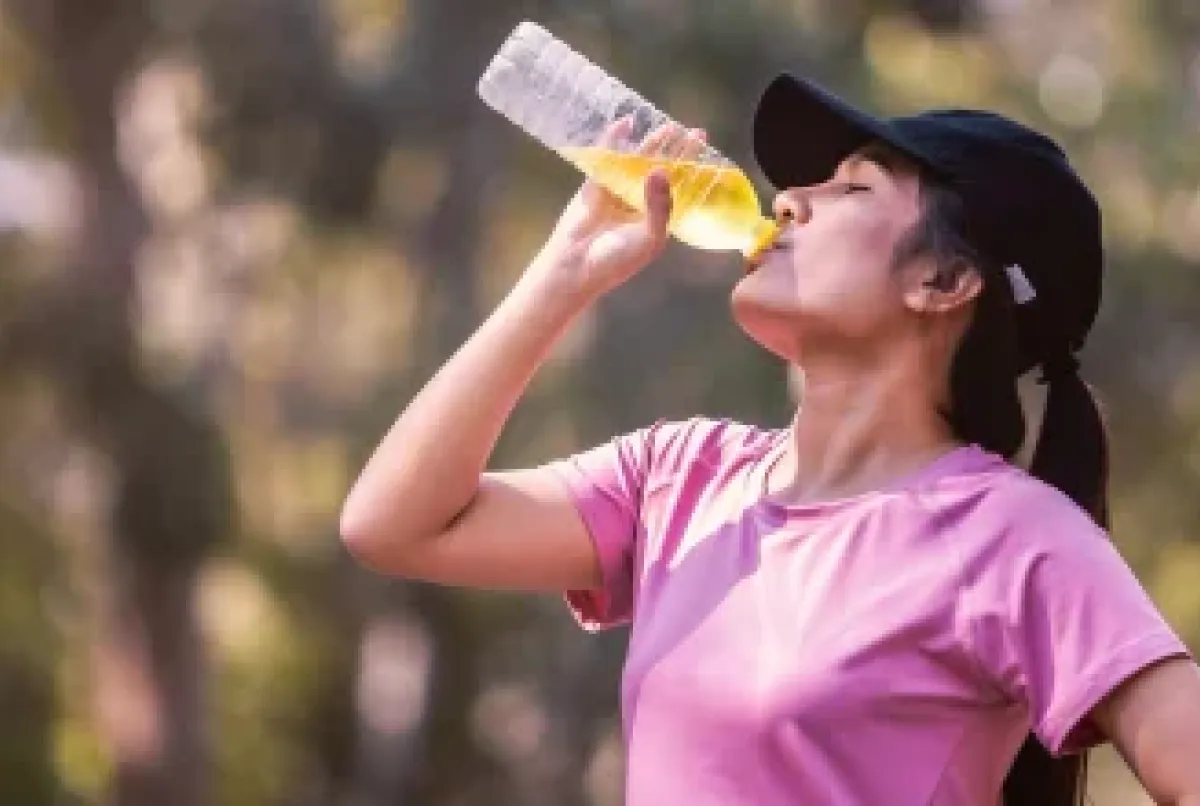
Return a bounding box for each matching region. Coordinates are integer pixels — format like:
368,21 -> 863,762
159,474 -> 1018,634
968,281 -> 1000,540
769,351 -> 962,506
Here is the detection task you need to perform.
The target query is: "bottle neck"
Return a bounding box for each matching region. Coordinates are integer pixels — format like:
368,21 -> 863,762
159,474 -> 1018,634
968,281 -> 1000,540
745,218 -> 780,259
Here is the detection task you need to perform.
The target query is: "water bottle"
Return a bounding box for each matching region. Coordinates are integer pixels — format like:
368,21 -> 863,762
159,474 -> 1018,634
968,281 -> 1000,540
477,21 -> 779,258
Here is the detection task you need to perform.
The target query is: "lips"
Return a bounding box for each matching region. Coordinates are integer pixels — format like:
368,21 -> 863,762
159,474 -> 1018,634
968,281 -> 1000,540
746,239 -> 791,272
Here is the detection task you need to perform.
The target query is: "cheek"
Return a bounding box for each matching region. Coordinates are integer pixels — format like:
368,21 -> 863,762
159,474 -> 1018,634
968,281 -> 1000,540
730,223 -> 910,351
795,216 -> 909,310
738,241 -> 894,314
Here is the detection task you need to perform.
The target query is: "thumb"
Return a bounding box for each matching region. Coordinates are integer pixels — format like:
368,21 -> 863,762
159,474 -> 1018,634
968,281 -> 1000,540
643,169 -> 672,241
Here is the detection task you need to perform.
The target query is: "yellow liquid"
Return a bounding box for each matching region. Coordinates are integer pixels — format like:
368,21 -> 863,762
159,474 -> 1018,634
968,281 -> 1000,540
560,147 -> 779,257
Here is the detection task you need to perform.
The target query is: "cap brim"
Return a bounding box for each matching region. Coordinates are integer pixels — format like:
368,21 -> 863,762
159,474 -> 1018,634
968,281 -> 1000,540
753,74 -> 934,188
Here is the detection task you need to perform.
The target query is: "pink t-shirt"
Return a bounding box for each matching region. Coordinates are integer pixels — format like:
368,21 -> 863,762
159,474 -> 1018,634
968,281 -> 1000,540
550,418 -> 1189,805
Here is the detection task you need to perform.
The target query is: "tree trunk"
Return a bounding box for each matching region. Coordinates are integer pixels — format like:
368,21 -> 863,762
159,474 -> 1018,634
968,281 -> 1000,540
4,2 -> 230,804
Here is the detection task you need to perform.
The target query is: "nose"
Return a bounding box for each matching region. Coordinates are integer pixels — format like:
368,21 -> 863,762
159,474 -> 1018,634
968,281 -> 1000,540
772,189 -> 811,227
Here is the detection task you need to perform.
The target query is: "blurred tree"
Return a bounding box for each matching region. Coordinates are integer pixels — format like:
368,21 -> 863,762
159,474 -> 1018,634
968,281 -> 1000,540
2,1 -> 230,805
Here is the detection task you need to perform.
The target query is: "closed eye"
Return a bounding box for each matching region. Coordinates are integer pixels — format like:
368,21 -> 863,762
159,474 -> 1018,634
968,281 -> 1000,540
844,183 -> 872,194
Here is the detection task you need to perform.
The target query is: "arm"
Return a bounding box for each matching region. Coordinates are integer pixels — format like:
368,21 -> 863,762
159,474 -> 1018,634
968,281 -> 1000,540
1091,656 -> 1200,806
339,268 -> 602,590
340,123 -> 701,590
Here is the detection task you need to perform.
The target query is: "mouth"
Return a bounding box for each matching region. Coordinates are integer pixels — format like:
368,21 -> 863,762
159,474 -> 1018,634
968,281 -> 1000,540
744,240 -> 790,275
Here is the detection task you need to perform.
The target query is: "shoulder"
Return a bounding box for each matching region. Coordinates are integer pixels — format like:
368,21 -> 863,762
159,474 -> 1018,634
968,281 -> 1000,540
640,417 -> 778,493
647,417 -> 777,467
939,449 -> 1119,587
956,454 -> 1106,547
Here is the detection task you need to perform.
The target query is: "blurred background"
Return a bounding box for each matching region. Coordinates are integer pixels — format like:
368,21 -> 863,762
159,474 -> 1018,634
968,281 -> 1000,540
0,0 -> 1197,803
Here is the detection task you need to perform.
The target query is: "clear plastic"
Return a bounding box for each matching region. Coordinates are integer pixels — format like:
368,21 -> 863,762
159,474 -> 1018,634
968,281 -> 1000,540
477,21 -> 779,258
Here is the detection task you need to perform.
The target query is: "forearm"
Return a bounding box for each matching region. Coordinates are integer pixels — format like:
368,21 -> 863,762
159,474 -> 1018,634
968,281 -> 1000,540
340,258 -> 591,550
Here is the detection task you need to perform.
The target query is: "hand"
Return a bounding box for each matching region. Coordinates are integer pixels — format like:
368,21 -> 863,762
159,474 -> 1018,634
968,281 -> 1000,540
532,120 -> 708,300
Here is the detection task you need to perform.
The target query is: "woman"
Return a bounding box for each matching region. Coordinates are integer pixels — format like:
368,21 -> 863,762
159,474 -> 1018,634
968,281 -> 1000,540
340,74 -> 1200,804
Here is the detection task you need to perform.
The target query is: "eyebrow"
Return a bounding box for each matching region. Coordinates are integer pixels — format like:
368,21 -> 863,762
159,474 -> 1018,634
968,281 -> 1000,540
842,143 -> 913,177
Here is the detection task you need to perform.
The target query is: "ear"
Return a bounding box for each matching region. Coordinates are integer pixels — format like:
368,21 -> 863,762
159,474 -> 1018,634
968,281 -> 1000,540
903,259 -> 984,315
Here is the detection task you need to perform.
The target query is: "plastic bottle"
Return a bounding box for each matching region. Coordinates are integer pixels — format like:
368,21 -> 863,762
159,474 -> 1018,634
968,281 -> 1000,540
477,21 -> 779,258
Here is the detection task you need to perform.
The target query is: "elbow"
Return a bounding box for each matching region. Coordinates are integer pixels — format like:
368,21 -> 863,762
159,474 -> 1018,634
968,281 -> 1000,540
338,486 -> 442,577
338,491 -> 398,571
338,497 -> 374,564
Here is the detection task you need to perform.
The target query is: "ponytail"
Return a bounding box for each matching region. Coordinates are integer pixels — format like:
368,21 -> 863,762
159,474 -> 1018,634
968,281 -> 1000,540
950,281 -> 1098,806
1029,360 -> 1109,528
906,175 -> 1104,806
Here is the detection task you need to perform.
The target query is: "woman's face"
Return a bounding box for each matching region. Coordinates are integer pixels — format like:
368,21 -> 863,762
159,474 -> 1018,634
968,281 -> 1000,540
731,147 -> 930,364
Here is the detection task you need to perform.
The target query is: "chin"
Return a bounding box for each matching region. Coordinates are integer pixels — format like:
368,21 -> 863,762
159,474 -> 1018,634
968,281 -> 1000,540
730,282 -> 801,362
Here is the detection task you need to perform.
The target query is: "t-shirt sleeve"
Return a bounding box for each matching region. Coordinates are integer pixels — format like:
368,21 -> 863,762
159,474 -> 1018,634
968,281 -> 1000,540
968,506 -> 1192,756
547,425 -> 658,631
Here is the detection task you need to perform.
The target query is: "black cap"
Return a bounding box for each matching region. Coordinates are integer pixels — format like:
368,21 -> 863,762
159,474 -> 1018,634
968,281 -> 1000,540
752,74 -> 1103,376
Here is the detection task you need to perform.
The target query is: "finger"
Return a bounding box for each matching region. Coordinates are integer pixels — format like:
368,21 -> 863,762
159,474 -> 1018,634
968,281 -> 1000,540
595,115 -> 634,150
658,125 -> 703,162
579,116 -> 633,204
664,128 -> 715,220
677,128 -> 708,162
637,121 -> 685,158
642,168 -> 672,240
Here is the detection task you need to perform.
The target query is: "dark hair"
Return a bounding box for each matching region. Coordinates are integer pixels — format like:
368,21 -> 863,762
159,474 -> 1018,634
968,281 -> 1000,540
896,175 -> 1109,806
